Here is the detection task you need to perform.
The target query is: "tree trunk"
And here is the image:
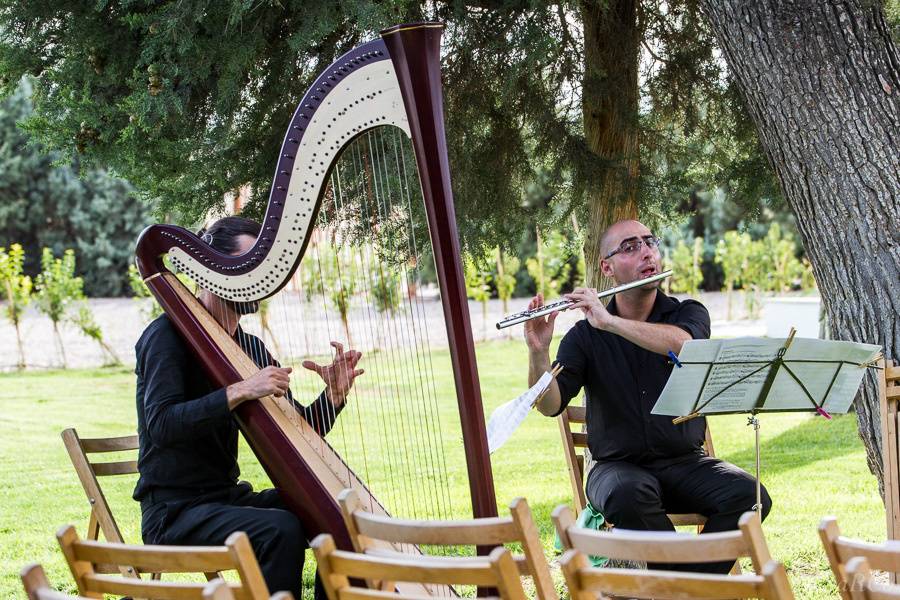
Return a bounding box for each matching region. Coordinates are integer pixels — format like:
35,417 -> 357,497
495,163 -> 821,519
53,320 -> 67,369
580,0 -> 642,288
14,322 -> 25,370
701,0 -> 900,494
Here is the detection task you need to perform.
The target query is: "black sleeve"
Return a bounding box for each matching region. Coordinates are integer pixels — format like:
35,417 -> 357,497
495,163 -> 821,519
140,326 -> 231,446
550,326 -> 588,417
672,300 -> 711,340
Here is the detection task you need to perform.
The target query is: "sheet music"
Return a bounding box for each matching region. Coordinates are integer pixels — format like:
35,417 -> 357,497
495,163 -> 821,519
486,372 -> 553,454
652,337 -> 881,417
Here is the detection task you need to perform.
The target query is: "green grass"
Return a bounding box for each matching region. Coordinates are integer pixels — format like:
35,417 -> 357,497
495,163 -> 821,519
0,339 -> 886,599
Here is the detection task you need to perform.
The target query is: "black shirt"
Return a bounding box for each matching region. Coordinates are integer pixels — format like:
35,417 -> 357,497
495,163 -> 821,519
133,314 -> 340,504
553,290 -> 711,464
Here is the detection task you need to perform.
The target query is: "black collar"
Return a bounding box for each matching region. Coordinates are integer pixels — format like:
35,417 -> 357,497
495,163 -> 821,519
607,289 -> 678,322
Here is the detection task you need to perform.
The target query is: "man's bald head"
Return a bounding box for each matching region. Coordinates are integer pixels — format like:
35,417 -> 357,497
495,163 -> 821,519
600,220 -> 652,259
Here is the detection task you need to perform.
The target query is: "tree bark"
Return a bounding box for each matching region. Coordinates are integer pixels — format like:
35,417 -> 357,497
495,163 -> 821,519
580,0 -> 642,287
701,0 -> 900,493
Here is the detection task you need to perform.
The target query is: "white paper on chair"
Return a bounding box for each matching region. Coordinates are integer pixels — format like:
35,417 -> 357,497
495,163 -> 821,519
486,371 -> 553,454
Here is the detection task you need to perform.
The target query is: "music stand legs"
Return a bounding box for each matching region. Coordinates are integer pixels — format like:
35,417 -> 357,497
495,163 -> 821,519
748,414 -> 762,513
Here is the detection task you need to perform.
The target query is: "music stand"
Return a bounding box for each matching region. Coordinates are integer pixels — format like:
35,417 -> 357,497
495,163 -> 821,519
652,329 -> 882,513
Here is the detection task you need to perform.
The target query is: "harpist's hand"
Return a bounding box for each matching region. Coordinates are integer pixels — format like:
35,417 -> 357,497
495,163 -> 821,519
303,341 -> 364,408
524,294 -> 557,353
227,366 -> 292,409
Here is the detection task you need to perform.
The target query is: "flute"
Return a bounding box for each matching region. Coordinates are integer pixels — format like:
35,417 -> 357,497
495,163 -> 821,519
495,270 -> 673,330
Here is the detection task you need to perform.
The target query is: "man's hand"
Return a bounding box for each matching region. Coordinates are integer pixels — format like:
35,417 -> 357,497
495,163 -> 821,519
227,365 -> 292,410
302,341 -> 364,408
523,294 -> 559,353
565,287 -> 615,331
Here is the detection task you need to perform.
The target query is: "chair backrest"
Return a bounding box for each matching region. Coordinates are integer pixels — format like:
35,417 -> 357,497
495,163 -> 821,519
312,533 -> 529,600
878,359 -> 900,543
56,524 -> 270,600
553,505 -> 772,573
21,563 -> 91,600
560,548 -> 794,600
820,516 -> 900,600
61,428 -> 139,546
846,557 -> 900,600
201,578 -> 295,600
557,404 -> 716,518
338,488 -> 556,600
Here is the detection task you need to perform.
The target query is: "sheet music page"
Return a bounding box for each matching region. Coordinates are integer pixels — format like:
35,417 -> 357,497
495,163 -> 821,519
486,372 -> 553,454
766,338 -> 881,412
653,337 -> 881,417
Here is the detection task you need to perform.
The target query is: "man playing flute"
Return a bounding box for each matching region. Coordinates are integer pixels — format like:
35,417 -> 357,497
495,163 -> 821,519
525,219 -> 770,573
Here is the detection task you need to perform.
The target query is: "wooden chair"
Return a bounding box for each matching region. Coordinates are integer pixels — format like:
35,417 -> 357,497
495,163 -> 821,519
560,547 -> 794,600
62,427 -> 220,582
820,516 -> 900,600
201,578 -> 294,600
61,428 -> 139,546
311,533 -> 529,600
338,488 -> 556,600
56,524 -> 270,600
20,563 -> 91,600
557,404 -> 713,528
553,506 -> 772,575
878,359 -> 900,544
845,557 -> 900,600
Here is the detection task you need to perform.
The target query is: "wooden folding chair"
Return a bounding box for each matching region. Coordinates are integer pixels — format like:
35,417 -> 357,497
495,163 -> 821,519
878,359 -> 900,544
56,524 -> 270,600
62,427 -> 220,582
557,404 -> 712,528
845,557 -> 900,600
560,547 -> 794,600
21,563 -> 91,600
61,428 -> 139,548
554,506 -> 771,575
312,533 -> 529,600
820,516 -> 900,600
201,578 -> 294,600
338,488 -> 556,600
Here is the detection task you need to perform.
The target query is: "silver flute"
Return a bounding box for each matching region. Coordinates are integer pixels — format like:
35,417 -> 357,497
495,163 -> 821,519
495,270 -> 673,330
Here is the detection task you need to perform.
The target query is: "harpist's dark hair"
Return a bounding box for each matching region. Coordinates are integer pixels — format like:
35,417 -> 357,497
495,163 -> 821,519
197,216 -> 261,255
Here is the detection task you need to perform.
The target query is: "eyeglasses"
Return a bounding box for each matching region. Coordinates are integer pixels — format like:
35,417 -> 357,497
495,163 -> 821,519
603,235 -> 661,259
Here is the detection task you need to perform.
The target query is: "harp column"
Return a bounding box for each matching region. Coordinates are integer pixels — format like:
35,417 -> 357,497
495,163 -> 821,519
381,23 -> 499,521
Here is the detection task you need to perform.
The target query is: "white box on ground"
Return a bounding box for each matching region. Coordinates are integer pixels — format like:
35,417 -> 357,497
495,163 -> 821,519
764,296 -> 821,338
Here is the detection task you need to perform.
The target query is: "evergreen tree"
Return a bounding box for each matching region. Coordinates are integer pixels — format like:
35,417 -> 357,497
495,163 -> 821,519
0,1 -> 779,286
0,78 -> 151,296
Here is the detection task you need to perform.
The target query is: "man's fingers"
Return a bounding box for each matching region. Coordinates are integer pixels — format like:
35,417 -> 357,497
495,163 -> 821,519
330,341 -> 344,355
301,360 -> 324,374
352,368 -> 364,378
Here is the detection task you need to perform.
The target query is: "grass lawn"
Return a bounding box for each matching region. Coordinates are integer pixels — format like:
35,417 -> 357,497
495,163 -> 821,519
0,337 -> 886,599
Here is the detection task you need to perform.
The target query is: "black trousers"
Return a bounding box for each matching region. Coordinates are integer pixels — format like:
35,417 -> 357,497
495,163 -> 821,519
585,452 -> 772,574
142,483 -> 318,599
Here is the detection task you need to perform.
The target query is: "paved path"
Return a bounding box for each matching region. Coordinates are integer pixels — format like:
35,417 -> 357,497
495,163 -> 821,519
0,291 -> 768,371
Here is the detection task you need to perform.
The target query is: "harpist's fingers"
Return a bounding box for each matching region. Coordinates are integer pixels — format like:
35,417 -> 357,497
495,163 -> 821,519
330,341 -> 344,355
301,360 -> 323,374
353,369 -> 364,378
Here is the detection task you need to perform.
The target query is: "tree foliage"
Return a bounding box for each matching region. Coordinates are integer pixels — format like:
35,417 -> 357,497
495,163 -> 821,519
0,1 -> 779,258
0,77 -> 152,296
0,243 -> 32,368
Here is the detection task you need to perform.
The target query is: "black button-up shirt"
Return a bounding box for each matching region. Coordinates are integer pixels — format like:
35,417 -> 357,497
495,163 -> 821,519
133,314 -> 340,504
553,291 -> 711,464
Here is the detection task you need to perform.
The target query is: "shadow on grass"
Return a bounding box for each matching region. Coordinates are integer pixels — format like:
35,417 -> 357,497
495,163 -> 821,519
719,412 -> 863,477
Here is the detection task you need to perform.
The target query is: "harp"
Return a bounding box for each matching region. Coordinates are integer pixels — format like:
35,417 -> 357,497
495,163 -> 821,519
134,21 -> 498,561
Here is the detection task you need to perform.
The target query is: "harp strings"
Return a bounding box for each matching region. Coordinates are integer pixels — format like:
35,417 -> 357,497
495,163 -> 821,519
230,127 -> 456,522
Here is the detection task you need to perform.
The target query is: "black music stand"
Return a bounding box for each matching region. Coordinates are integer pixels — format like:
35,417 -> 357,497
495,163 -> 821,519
652,329 -> 882,513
